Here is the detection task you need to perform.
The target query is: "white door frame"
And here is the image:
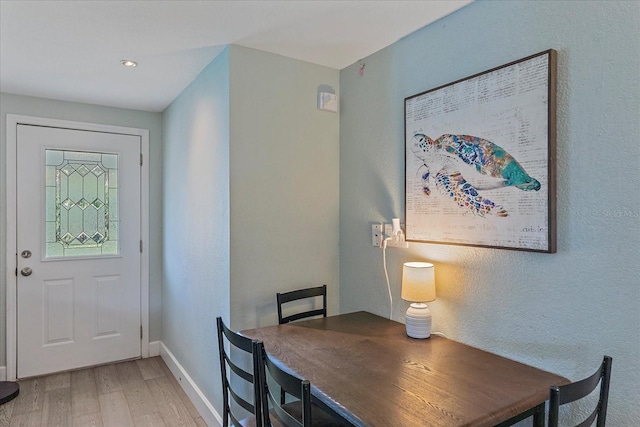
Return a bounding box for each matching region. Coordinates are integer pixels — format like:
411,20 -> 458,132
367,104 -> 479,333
5,114 -> 150,381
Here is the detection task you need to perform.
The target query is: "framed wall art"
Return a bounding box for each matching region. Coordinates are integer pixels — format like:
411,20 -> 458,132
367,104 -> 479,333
405,49 -> 557,252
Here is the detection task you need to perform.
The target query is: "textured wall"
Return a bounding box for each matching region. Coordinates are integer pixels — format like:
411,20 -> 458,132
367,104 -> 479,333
161,45 -> 339,416
228,46 -> 340,330
162,48 -> 230,409
339,1 -> 639,425
0,93 -> 163,366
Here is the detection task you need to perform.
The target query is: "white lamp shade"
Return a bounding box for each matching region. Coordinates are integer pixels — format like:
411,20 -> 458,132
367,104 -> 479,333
402,262 -> 436,302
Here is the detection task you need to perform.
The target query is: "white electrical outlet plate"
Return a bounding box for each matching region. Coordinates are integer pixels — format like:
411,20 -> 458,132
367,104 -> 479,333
372,223 -> 383,247
384,223 -> 409,248
387,238 -> 409,248
384,223 -> 405,237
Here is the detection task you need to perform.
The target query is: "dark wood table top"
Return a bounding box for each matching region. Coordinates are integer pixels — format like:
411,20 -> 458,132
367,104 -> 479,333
242,311 -> 569,427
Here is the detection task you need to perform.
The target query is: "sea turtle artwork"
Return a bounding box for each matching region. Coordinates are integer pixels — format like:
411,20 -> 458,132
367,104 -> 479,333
410,133 -> 541,217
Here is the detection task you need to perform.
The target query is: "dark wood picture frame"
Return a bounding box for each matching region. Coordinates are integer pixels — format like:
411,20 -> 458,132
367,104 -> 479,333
405,49 -> 557,253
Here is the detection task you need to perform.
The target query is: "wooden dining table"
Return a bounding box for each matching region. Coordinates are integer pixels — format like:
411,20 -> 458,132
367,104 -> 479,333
242,311 -> 569,427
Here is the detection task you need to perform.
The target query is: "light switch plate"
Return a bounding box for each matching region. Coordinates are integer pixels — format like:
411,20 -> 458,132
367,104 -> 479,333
372,223 -> 383,247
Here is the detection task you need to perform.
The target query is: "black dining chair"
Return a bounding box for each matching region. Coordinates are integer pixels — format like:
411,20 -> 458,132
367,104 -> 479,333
276,284 -> 327,325
548,355 -> 612,427
257,343 -> 347,427
276,284 -> 328,404
217,317 -> 264,427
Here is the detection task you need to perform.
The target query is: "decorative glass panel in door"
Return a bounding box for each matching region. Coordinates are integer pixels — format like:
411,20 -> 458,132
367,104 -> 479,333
45,149 -> 118,258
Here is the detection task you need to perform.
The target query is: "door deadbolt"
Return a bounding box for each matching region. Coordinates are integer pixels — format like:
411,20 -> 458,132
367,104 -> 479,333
21,250 -> 32,258
20,267 -> 33,276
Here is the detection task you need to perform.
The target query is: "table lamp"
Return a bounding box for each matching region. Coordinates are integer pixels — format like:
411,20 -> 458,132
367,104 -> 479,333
402,262 -> 436,339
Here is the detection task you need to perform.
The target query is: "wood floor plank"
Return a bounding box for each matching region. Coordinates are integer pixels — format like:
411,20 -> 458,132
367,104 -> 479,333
122,381 -> 158,419
11,379 -> 44,415
44,372 -> 71,391
158,359 -> 183,390
0,400 -> 13,427
8,411 -> 41,427
71,368 -> 100,415
72,412 -> 104,427
98,391 -> 134,427
94,365 -> 122,395
146,376 -> 197,427
133,412 -> 167,427
135,358 -> 165,380
158,356 -> 174,378
155,358 -> 201,419
71,368 -> 96,391
178,390 -> 201,420
41,388 -> 71,427
115,361 -> 146,388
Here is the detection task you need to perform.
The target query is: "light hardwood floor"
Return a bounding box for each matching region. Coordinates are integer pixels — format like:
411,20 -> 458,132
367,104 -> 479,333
0,357 -> 208,427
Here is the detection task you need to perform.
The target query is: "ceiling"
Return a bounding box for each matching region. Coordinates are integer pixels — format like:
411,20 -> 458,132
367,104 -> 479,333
0,0 -> 472,112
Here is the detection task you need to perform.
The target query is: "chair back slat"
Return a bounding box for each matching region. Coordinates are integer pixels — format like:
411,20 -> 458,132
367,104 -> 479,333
221,318 -> 254,352
265,355 -> 306,398
266,392 -> 303,426
557,364 -> 605,405
228,384 -> 255,414
281,309 -> 326,325
548,355 -> 612,427
224,353 -> 254,383
278,286 -> 325,304
575,408 -> 599,427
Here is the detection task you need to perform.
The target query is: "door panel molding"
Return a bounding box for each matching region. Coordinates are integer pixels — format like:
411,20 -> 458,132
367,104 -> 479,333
5,114 -> 150,380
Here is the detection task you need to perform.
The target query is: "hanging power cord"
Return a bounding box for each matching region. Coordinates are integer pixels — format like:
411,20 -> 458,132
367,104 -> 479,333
380,220 -> 408,322
382,237 -> 393,320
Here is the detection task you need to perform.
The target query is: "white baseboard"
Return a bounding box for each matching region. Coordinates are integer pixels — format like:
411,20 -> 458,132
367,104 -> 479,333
0,366 -> 6,381
160,342 -> 222,427
149,340 -> 161,357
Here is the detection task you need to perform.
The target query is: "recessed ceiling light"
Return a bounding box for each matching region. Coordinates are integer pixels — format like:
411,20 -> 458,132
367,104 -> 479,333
121,59 -> 138,68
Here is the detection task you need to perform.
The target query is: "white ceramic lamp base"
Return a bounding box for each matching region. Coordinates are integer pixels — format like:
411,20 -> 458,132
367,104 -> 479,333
405,303 -> 432,339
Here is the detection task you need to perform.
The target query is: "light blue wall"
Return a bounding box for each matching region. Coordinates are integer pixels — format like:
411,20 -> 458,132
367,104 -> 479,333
228,45 -> 340,330
162,47 -> 231,409
339,1 -> 639,425
161,45 -> 339,419
0,93 -> 164,365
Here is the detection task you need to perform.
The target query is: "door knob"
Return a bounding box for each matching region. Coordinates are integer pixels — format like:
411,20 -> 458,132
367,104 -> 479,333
20,267 -> 32,276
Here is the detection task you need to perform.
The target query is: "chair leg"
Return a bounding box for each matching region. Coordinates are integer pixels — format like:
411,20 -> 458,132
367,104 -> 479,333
532,403 -> 545,427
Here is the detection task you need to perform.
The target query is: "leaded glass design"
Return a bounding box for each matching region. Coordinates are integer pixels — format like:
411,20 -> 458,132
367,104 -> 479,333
45,149 -> 118,257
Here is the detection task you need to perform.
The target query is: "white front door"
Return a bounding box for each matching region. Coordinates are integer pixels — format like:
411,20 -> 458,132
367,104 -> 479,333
16,124 -> 142,378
